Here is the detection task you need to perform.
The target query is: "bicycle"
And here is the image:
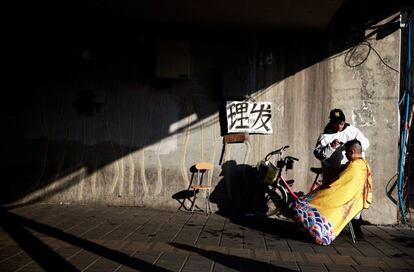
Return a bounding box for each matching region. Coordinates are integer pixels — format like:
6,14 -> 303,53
249,146 -> 322,217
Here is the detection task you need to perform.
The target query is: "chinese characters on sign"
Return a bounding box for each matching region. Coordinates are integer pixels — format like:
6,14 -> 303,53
226,101 -> 272,134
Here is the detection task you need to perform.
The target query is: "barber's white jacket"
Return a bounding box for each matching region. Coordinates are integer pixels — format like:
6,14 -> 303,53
314,124 -> 369,182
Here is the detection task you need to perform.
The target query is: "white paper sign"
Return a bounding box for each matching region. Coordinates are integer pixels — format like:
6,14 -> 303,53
226,101 -> 272,134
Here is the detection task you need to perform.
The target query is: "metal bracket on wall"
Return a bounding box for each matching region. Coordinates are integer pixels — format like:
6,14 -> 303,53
219,133 -> 249,165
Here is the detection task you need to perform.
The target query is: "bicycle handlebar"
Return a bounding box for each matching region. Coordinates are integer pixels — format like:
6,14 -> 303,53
282,145 -> 290,150
268,145 -> 289,156
265,145 -> 291,161
286,156 -> 299,161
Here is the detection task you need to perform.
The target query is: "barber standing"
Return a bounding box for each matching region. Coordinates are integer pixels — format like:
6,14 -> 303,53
314,109 -> 370,239
314,109 -> 370,184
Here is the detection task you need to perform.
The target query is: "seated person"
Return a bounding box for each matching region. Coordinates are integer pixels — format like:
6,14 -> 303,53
293,139 -> 372,245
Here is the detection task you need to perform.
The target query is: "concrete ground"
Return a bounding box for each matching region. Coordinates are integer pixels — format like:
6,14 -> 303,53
0,204 -> 413,272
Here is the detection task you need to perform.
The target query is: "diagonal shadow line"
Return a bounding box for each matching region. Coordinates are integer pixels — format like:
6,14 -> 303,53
0,213 -> 79,271
0,209 -> 172,272
385,173 -> 398,205
170,242 -> 297,271
3,169 -> 86,210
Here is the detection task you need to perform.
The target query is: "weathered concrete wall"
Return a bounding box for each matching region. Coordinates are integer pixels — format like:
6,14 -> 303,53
2,19 -> 400,224
326,30 -> 400,224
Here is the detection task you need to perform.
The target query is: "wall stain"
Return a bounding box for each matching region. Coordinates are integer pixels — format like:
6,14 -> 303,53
139,150 -> 149,196
208,116 -> 220,186
180,113 -> 193,189
155,140 -> 163,196
200,118 -> 205,162
127,114 -> 135,196
77,118 -> 87,202
116,94 -> 125,197
104,91 -> 121,195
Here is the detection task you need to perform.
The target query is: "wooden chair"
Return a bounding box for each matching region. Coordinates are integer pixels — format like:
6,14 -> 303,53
190,162 -> 213,214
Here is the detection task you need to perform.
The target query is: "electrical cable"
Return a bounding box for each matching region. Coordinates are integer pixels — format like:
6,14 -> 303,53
344,41 -> 399,72
405,111 -> 413,227
397,18 -> 412,224
369,43 -> 400,73
342,10 -> 413,223
403,101 -> 414,227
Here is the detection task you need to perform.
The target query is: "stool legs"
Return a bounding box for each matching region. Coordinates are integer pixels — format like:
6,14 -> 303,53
348,221 -> 356,243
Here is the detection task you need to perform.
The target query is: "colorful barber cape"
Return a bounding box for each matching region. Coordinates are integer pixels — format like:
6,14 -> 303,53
293,158 -> 372,245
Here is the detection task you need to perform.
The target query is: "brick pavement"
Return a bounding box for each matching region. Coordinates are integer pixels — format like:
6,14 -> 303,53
0,204 -> 413,271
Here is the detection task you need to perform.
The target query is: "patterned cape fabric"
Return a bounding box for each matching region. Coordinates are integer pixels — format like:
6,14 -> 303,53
293,159 -> 372,245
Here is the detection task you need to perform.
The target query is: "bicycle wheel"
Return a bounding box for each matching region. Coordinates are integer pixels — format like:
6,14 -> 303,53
250,184 -> 287,216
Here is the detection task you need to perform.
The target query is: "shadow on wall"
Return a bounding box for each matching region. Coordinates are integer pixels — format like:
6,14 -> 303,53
210,160 -> 257,213
1,0 -> 403,206
0,139 -> 144,207
171,161 -> 257,213
171,164 -> 199,212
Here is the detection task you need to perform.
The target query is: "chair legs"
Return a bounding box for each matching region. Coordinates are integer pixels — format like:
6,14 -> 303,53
188,162 -> 213,214
191,189 -> 197,212
191,189 -> 211,214
205,189 -> 211,214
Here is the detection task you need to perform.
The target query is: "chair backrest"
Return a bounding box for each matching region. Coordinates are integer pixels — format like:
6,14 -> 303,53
195,162 -> 213,171
195,162 -> 213,186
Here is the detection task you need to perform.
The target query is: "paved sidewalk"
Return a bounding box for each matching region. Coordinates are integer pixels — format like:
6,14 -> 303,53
0,204 -> 413,272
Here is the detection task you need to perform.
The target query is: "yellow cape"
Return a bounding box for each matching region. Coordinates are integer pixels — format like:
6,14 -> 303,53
309,158 -> 372,236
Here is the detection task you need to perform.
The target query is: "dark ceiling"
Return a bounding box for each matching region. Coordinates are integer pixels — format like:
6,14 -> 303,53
75,0 -> 346,30
84,0 -> 345,29
17,0 -> 408,36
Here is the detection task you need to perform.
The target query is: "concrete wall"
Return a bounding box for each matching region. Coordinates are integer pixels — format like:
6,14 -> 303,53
2,18 -> 400,224
327,31 -> 400,224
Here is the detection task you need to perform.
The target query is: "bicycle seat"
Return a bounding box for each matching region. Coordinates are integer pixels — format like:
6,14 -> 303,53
310,167 -> 322,174
286,179 -> 295,185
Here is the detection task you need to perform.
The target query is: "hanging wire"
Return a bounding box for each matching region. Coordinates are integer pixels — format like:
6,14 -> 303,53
344,41 -> 399,72
404,98 -> 414,227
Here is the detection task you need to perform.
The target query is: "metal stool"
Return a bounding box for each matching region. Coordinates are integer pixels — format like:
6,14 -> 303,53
348,221 -> 356,243
190,162 -> 213,214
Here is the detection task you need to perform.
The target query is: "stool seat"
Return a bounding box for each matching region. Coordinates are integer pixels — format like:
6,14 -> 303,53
192,185 -> 212,190
310,167 -> 322,174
